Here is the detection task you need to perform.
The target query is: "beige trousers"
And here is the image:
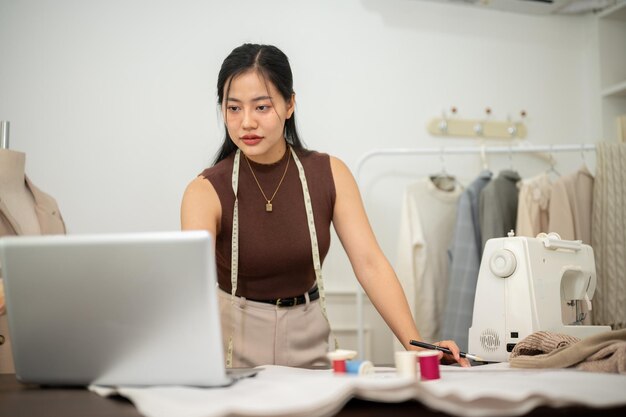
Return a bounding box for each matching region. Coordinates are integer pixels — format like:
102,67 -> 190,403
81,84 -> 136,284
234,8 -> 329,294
218,288 -> 330,368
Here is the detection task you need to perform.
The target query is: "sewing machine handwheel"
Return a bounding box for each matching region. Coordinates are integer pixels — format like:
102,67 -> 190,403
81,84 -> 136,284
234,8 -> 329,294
489,249 -> 517,278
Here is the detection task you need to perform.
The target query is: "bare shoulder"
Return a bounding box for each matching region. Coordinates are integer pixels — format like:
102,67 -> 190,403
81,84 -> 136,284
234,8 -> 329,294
329,155 -> 354,180
329,155 -> 358,190
329,155 -> 347,170
184,175 -> 215,197
181,176 -> 221,234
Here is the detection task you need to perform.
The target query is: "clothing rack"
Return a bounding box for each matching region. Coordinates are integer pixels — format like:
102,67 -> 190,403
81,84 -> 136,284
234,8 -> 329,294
353,143 -> 597,359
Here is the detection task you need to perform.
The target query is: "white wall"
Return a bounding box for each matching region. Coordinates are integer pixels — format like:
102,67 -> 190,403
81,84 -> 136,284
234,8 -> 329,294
0,0 -> 600,364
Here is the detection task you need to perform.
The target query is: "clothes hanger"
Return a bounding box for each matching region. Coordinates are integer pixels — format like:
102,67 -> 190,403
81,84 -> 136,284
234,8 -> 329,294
579,142 -> 591,172
545,145 -> 561,180
429,147 -> 457,192
480,142 -> 489,171
507,145 -> 515,171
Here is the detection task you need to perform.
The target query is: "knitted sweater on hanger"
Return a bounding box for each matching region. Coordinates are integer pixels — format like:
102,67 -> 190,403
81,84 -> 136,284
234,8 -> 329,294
591,142 -> 626,330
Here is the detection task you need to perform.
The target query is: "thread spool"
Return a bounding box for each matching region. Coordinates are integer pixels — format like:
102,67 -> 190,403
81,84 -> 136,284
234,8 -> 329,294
346,360 -> 373,375
417,351 -> 440,380
394,351 -> 417,377
327,349 -> 357,374
332,359 -> 347,373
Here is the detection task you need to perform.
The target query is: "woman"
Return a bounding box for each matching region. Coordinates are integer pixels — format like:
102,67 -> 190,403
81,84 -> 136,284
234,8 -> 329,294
181,43 -> 469,368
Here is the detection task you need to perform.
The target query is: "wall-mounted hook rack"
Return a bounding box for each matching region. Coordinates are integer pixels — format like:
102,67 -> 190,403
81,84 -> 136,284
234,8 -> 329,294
427,108 -> 527,140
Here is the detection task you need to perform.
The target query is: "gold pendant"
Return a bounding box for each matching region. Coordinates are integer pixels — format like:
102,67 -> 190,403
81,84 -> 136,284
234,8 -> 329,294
266,202 -> 273,212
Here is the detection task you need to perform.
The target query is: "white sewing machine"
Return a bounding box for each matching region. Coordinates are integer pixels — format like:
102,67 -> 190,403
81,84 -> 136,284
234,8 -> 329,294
468,232 -> 611,362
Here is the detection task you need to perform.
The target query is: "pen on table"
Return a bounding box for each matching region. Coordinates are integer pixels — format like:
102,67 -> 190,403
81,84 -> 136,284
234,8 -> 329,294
409,340 -> 484,362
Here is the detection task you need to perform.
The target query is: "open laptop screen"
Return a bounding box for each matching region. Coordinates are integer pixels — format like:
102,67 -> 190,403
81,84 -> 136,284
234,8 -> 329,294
0,230 -> 231,387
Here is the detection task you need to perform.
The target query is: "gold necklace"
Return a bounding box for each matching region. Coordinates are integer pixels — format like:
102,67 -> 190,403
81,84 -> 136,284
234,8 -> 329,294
244,147 -> 291,212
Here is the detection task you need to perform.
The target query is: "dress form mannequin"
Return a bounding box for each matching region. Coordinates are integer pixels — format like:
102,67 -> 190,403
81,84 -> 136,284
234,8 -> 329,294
1,133 -> 41,373
0,149 -> 39,373
0,149 -> 42,235
1,122 -> 67,374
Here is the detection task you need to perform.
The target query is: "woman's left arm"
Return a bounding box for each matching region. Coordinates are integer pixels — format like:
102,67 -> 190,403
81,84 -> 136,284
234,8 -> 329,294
329,156 -> 469,366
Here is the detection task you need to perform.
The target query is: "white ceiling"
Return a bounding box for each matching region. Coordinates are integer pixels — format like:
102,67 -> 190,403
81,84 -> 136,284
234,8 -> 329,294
420,0 -> 618,15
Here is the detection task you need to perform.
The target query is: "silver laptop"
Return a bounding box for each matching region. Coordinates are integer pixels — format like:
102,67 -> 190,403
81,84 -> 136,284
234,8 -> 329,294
0,230 -> 240,387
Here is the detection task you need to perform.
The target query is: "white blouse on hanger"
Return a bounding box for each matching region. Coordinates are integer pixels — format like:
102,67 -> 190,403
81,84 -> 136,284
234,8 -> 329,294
394,178 -> 462,346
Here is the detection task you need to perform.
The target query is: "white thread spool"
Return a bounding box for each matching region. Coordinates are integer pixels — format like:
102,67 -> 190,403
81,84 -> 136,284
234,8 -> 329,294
394,351 -> 418,377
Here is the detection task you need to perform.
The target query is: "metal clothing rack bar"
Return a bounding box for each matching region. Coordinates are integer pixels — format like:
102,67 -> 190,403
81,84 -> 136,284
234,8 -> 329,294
353,143 -> 597,359
355,143 -> 596,181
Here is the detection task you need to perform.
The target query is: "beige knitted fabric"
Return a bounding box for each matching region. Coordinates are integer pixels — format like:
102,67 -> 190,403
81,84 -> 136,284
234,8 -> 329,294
509,331 -> 580,358
509,329 -> 626,374
576,342 -> 626,374
591,142 -> 626,330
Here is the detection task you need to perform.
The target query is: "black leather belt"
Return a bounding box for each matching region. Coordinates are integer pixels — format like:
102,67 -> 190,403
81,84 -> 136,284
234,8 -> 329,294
249,286 -> 319,307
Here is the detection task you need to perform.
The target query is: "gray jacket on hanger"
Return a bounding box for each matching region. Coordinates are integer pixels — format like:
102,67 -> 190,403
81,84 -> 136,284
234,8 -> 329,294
479,170 -> 521,249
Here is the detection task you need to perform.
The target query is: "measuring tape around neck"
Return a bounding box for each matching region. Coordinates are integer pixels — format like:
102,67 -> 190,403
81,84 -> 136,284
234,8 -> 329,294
226,145 -> 337,367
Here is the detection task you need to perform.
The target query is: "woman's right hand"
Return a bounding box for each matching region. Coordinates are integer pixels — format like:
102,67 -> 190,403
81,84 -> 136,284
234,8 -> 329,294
434,340 -> 471,367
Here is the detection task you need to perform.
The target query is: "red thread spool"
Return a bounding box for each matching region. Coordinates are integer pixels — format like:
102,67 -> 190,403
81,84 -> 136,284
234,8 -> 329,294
332,359 -> 347,373
417,351 -> 440,380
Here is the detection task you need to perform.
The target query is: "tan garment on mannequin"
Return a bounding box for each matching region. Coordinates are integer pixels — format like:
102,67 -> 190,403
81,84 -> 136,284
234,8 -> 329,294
0,176 -> 66,235
0,149 -> 66,236
0,149 -> 40,235
0,149 -> 66,373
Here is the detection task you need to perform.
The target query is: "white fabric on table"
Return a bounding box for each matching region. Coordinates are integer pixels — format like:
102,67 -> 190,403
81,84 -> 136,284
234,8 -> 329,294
91,363 -> 626,417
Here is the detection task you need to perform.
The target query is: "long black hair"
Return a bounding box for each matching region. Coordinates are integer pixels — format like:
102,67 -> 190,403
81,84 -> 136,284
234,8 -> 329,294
213,44 -> 306,165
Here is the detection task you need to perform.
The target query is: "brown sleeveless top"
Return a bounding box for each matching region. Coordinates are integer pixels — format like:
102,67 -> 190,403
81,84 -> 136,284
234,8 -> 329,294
200,148 -> 336,300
